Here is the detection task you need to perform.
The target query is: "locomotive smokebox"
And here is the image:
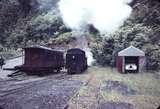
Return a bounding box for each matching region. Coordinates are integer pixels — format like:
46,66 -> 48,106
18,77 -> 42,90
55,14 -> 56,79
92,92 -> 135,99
66,48 -> 88,74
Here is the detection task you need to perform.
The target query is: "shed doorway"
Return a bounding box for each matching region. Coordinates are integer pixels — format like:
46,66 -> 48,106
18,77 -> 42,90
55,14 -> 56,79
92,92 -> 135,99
125,56 -> 139,73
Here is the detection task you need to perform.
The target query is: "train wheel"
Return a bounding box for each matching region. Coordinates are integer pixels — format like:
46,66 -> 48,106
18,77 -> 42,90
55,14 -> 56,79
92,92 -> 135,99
67,68 -> 71,74
76,67 -> 81,74
57,68 -> 60,73
68,68 -> 74,74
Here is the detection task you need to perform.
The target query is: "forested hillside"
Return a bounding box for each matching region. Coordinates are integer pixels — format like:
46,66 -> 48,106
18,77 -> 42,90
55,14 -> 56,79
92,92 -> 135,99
91,0 -> 160,70
0,0 -> 70,49
0,0 -> 160,70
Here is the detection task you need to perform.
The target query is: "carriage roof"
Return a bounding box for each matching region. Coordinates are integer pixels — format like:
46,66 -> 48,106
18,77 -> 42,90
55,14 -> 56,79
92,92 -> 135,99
23,45 -> 64,53
67,48 -> 85,54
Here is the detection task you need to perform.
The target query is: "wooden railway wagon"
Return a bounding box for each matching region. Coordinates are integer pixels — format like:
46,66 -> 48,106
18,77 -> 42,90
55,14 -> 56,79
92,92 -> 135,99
66,48 -> 88,74
15,46 -> 64,73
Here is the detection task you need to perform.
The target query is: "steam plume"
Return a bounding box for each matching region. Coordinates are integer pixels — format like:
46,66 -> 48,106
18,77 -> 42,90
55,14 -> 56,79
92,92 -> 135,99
58,0 -> 132,34
75,33 -> 95,66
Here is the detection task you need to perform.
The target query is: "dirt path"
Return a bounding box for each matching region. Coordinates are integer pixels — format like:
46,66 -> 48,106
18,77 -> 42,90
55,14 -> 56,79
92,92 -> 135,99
67,68 -> 105,109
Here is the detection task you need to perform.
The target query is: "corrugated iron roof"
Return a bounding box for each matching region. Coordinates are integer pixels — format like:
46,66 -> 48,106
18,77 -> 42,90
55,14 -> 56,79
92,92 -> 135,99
118,46 -> 145,56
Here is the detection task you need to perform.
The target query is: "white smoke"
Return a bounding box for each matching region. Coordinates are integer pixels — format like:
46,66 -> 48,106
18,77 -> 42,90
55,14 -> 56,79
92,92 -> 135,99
58,0 -> 132,34
85,48 -> 95,66
73,33 -> 95,66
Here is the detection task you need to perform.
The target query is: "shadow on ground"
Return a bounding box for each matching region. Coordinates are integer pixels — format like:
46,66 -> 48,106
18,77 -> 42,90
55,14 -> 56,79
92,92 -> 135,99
99,101 -> 134,109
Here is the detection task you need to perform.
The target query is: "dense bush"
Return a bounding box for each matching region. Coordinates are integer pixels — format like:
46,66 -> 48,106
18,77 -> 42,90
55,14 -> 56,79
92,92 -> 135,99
51,32 -> 76,45
0,0 -> 70,49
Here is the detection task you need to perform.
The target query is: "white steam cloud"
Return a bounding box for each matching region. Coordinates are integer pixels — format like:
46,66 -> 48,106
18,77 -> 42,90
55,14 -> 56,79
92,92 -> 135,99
58,0 -> 132,33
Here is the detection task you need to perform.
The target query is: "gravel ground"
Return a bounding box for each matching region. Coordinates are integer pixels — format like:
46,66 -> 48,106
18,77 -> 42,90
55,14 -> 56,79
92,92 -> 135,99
0,57 -> 83,109
0,76 -> 82,109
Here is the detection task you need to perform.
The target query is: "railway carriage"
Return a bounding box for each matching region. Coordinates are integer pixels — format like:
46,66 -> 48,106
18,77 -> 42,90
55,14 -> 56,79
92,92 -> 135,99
15,46 -> 64,73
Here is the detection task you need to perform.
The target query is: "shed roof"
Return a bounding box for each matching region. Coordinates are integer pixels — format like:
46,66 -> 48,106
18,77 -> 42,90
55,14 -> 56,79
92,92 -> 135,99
118,46 -> 145,56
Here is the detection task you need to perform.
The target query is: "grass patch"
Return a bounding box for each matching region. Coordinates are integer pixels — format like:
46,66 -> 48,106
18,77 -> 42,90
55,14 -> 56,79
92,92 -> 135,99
90,66 -> 160,96
69,66 -> 160,109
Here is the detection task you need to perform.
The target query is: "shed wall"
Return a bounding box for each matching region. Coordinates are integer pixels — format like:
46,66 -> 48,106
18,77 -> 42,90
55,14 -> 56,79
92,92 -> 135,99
116,56 -> 123,73
139,56 -> 146,72
116,56 -> 146,73
122,57 -> 125,73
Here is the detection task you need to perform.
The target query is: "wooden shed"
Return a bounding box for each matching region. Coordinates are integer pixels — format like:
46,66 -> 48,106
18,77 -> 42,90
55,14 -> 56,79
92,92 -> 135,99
116,46 -> 146,73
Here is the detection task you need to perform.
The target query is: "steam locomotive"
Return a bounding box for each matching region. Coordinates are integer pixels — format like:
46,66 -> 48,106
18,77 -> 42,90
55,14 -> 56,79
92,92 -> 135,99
15,46 -> 88,74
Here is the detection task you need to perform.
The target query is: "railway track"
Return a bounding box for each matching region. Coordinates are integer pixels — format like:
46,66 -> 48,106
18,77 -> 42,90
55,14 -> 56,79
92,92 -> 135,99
64,69 -> 106,109
63,72 -> 95,109
0,72 -> 69,98
84,73 -> 95,86
96,80 -> 103,109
